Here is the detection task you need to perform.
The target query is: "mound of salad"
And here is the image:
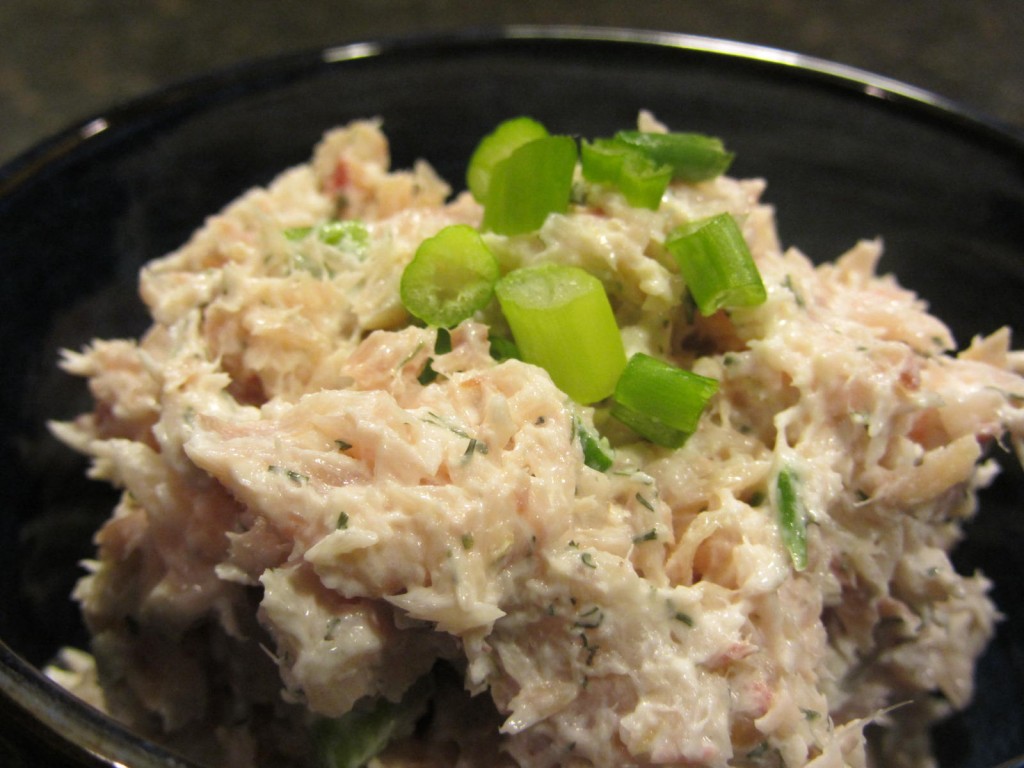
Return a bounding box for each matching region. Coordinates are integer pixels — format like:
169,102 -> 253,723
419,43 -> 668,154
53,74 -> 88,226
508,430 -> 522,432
47,112 -> 1024,768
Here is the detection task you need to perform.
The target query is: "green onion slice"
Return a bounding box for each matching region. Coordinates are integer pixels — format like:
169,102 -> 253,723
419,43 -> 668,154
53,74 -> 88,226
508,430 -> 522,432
773,467 -> 809,571
285,220 -> 369,253
283,225 -> 313,241
488,334 -> 521,362
614,131 -> 735,183
466,116 -> 550,203
665,213 -> 767,316
314,674 -> 433,768
400,224 -> 500,327
574,415 -> 615,471
580,138 -> 671,210
482,135 -> 577,236
318,220 -> 370,252
495,263 -> 626,404
610,353 -> 719,448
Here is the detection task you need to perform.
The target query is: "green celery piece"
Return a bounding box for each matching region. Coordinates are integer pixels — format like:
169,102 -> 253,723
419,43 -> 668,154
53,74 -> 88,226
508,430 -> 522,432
482,135 -> 577,236
400,224 -> 500,327
666,213 -> 767,316
495,263 -> 626,404
614,130 -> 735,183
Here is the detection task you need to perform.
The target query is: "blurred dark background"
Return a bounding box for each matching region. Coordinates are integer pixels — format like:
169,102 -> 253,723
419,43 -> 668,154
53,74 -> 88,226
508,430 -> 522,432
2,0 -> 1023,166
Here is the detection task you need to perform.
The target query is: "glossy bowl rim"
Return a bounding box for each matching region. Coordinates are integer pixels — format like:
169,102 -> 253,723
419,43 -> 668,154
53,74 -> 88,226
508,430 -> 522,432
2,24 -> 1023,768
3,23 -> 1024,197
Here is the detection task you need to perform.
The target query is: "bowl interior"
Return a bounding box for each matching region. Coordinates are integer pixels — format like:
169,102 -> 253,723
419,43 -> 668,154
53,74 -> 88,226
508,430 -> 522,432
1,28 -> 1023,767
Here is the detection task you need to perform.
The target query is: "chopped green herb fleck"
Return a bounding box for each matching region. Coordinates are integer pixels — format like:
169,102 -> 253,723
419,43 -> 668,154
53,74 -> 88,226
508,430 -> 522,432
463,438 -> 489,459
747,741 -> 771,759
422,411 -> 470,438
580,552 -> 597,569
418,327 -> 452,384
783,274 -> 806,307
635,493 -> 655,512
461,533 -> 475,551
335,439 -> 352,451
578,633 -> 600,665
324,617 -> 341,641
573,606 -> 605,629
269,465 -> 309,486
397,342 -> 426,371
337,512 -> 349,530
674,611 -> 695,627
632,529 -> 658,543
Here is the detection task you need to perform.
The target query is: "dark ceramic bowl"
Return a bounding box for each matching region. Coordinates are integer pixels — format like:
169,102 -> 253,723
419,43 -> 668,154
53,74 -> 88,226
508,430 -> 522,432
1,26 -> 1022,768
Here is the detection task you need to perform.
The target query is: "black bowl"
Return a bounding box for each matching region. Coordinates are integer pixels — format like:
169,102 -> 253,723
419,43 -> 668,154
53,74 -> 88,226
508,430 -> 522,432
1,26 -> 1023,768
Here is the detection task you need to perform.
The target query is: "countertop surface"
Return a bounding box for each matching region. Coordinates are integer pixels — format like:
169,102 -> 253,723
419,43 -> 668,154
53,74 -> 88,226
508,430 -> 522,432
2,0 -> 1023,167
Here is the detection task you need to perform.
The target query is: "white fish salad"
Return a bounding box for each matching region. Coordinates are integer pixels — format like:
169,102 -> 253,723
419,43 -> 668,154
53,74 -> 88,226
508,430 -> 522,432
47,113 -> 1024,768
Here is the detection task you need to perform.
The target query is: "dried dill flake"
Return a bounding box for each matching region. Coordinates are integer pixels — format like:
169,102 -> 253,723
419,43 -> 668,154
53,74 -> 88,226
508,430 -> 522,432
268,465 -> 309,486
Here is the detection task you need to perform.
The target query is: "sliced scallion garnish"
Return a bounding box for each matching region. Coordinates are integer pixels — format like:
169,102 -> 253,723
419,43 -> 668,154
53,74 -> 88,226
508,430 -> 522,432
580,138 -> 671,210
666,213 -> 767,316
574,415 -> 615,471
488,334 -> 521,362
400,224 -> 499,327
318,220 -> 370,252
284,220 -> 369,254
773,467 -> 809,571
314,673 -> 433,768
614,131 -> 735,183
610,353 -> 718,448
482,135 -> 578,235
495,263 -> 626,404
466,116 -> 550,203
